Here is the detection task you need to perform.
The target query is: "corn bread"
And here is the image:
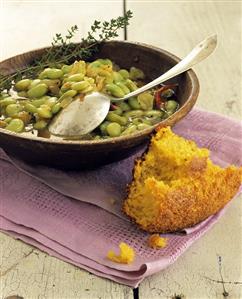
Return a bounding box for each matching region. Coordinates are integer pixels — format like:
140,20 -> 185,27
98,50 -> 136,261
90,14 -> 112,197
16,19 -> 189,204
123,127 -> 242,233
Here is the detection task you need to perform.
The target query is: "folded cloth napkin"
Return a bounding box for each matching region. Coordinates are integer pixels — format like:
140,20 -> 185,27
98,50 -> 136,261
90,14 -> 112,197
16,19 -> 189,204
0,108 -> 241,287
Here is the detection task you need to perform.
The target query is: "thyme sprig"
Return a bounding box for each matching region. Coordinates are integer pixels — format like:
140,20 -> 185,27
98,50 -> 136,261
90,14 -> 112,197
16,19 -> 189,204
0,10 -> 133,91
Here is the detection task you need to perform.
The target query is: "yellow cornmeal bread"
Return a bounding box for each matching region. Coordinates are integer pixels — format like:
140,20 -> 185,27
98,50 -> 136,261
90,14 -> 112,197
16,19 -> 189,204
123,127 -> 242,233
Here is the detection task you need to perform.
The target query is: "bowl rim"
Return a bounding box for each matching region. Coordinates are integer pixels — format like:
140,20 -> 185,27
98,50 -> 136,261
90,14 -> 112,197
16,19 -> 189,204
0,40 -> 199,145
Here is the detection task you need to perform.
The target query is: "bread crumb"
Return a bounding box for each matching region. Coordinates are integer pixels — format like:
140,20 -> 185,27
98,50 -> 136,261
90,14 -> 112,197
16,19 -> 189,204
107,242 -> 135,264
148,234 -> 167,249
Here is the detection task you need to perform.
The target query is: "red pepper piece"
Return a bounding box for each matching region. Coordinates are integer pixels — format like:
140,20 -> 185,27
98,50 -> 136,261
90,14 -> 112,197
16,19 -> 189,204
110,103 -> 119,110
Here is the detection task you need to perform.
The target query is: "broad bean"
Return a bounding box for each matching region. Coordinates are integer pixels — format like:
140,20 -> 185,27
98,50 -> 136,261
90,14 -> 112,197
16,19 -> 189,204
125,79 -> 138,91
33,120 -> 48,130
51,103 -> 62,114
121,125 -> 137,136
65,74 -> 84,82
5,104 -> 22,116
128,97 -> 141,110
99,121 -> 110,135
118,69 -> 129,79
106,84 -> 125,98
106,112 -> 127,125
6,119 -> 24,132
116,82 -> 130,94
165,100 -> 179,113
116,101 -> 131,112
137,123 -> 151,130
129,67 -> 145,80
0,98 -> 16,107
27,84 -> 48,98
59,90 -> 77,101
111,106 -> 123,115
25,103 -> 37,113
106,122 -> 121,137
71,81 -> 90,91
113,72 -> 123,83
39,68 -> 63,79
137,92 -> 154,110
37,105 -> 52,119
124,110 -> 144,118
15,79 -> 31,91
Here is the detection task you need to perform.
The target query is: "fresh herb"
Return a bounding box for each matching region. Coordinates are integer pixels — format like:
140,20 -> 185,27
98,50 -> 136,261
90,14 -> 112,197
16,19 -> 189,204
0,10 -> 133,91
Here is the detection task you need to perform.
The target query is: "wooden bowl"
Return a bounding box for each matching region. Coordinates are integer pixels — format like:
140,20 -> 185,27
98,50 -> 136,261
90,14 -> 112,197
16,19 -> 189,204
0,41 -> 199,169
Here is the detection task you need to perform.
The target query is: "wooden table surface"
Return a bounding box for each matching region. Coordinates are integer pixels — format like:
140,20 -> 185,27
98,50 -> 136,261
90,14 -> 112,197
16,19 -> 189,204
0,1 -> 241,298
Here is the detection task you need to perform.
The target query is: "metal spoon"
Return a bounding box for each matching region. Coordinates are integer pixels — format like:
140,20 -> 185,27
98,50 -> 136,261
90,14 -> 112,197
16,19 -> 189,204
49,34 -> 217,137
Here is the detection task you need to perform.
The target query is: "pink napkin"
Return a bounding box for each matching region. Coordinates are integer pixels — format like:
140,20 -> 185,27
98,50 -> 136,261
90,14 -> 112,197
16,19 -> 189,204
0,108 -> 241,287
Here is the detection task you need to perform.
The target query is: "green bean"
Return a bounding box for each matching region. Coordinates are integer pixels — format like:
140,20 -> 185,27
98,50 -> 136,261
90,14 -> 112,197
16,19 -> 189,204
118,69 -> 129,79
165,100 -> 179,113
33,120 -> 48,130
71,81 -> 90,91
5,119 -> 24,133
106,112 -> 127,125
137,123 -> 151,130
116,82 -> 130,94
27,83 -> 48,98
128,97 -> 141,110
106,122 -> 121,137
125,79 -> 138,91
25,103 -> 38,113
39,68 -> 63,79
0,98 -> 16,107
106,83 -> 125,98
15,79 -> 31,91
116,101 -> 131,112
124,110 -> 144,118
37,105 -> 52,119
5,104 -> 22,116
51,103 -> 62,114
99,121 -> 110,135
121,125 -> 137,136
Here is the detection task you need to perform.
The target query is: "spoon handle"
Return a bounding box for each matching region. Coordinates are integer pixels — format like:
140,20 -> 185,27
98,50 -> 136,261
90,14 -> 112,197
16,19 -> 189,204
115,35 -> 217,101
